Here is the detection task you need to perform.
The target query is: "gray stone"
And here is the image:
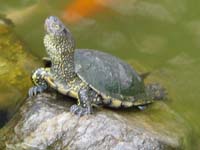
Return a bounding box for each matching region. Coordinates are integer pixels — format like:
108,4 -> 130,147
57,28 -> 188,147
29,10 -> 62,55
0,92 -> 191,150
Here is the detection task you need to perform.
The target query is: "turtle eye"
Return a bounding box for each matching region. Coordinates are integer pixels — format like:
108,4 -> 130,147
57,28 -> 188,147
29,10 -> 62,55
54,24 -> 60,30
51,23 -> 60,30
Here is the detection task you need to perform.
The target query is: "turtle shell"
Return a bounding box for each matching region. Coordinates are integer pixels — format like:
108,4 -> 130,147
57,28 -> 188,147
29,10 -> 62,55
75,49 -> 145,100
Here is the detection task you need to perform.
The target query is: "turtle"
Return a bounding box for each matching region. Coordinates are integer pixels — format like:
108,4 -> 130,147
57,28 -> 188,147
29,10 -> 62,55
29,16 -> 165,116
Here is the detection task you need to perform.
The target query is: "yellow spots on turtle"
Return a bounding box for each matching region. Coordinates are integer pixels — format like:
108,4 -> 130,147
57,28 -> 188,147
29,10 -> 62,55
129,98 -> 152,106
73,86 -> 77,91
83,103 -> 87,107
61,63 -> 65,71
96,90 -> 101,95
32,72 -> 38,85
67,63 -> 71,68
69,79 -> 76,84
32,68 -> 47,86
102,95 -> 111,105
96,97 -> 101,102
68,90 -> 78,99
121,101 -> 134,108
133,99 -> 144,105
80,82 -> 85,87
110,99 -> 122,108
45,68 -> 50,72
93,98 -> 96,102
77,98 -> 81,105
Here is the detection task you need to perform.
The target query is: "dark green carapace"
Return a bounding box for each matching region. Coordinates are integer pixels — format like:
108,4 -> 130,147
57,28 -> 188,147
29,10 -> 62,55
29,16 -> 165,116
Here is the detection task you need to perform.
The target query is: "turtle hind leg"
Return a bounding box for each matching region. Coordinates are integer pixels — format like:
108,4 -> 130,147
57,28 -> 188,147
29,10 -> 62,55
145,83 -> 167,100
70,87 -> 93,116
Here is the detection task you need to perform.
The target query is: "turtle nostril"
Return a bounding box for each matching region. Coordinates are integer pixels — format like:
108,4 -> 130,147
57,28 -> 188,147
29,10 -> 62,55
54,17 -> 57,22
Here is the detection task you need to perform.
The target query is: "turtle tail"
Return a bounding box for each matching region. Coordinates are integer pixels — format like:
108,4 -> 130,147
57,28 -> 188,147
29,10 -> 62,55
145,83 -> 167,100
139,72 -> 150,80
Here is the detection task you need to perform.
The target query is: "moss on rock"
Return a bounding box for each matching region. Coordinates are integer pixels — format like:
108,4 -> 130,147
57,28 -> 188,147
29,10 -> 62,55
0,16 -> 40,125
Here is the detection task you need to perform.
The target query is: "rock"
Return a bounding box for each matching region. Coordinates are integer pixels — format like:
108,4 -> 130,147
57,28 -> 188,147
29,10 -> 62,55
0,14 -> 14,27
0,92 -> 191,150
0,15 -> 40,127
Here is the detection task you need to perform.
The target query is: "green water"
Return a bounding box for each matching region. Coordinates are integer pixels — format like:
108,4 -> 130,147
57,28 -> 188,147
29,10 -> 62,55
0,0 -> 200,148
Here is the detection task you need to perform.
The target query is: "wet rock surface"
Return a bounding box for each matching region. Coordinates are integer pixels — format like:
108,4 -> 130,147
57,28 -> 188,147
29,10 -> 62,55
0,92 -> 191,150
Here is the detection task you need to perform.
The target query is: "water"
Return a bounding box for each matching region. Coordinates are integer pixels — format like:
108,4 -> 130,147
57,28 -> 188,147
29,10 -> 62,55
0,0 -> 200,148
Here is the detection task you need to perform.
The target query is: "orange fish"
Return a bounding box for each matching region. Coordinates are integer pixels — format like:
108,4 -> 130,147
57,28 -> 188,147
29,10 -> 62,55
62,0 -> 109,23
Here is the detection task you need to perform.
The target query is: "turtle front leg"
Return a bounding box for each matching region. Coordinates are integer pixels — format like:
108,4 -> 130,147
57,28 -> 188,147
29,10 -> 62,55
70,87 -> 93,116
28,68 -> 50,97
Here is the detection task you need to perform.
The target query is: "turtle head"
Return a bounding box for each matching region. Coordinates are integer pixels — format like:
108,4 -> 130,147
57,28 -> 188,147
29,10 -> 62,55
45,16 -> 66,36
44,16 -> 75,58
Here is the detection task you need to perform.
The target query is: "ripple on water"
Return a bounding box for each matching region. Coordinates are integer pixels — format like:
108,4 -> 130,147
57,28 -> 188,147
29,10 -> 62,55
99,31 -> 127,51
168,52 -> 195,65
132,35 -> 167,54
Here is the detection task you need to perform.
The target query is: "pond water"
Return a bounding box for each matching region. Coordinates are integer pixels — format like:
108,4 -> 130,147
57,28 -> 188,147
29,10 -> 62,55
0,0 -> 200,149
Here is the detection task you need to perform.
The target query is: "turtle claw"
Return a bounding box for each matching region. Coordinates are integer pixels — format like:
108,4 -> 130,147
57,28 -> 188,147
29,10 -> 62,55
28,87 -> 34,97
28,86 -> 46,97
70,104 -> 92,117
